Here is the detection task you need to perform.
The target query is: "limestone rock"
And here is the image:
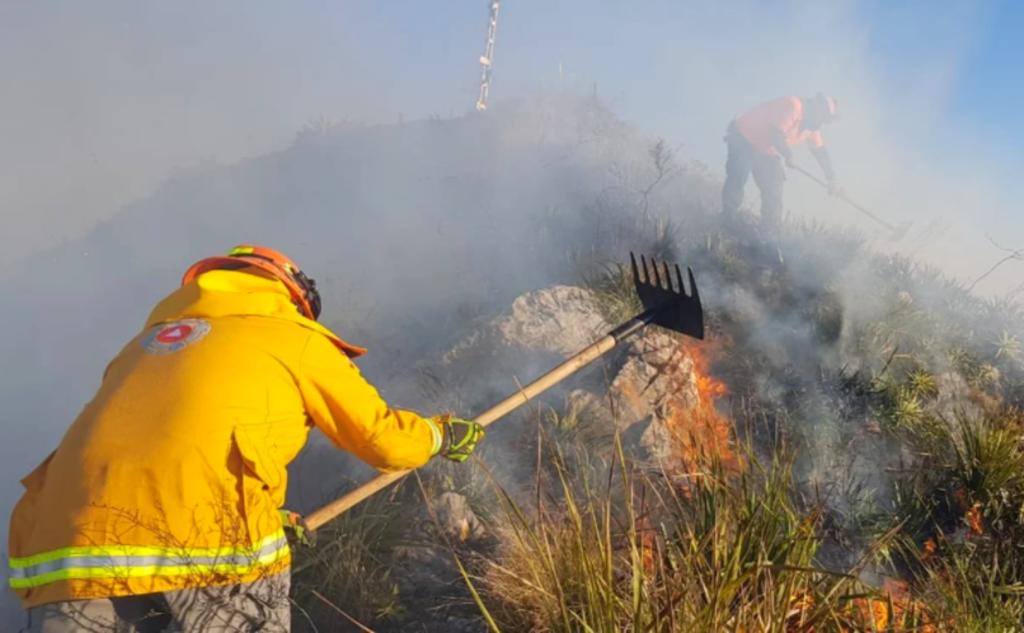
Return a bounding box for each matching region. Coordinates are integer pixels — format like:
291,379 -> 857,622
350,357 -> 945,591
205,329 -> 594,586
433,492 -> 486,543
495,285 -> 610,355
429,286 -> 613,414
442,285 -> 611,367
432,285 -> 734,476
609,329 -> 699,429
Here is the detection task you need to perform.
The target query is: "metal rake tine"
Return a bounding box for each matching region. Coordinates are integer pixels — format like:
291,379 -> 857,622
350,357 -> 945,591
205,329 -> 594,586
640,255 -> 650,284
675,264 -> 685,296
652,257 -> 664,289
662,262 -> 673,292
688,267 -> 700,302
630,252 -> 641,285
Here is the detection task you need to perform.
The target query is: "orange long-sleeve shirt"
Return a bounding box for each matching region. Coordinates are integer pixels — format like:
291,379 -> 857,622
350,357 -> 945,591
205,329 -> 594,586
734,96 -> 825,155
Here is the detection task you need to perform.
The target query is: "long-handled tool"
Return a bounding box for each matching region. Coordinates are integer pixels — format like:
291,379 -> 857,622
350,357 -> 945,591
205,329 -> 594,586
304,253 -> 705,531
790,164 -> 911,240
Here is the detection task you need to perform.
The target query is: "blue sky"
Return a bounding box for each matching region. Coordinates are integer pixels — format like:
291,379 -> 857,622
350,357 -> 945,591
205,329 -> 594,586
942,2 -> 1024,187
873,0 -> 1021,130
1,1 -> 1021,270
863,0 -> 1022,175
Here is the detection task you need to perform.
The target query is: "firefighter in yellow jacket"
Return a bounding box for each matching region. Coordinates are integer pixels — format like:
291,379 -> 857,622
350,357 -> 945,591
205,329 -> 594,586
8,245 -> 484,632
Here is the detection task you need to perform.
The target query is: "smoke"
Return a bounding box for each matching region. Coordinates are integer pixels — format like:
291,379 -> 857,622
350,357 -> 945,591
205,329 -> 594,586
498,1 -> 1018,291
0,1 -> 469,269
2,2 -> 1017,278
1,0 -> 1020,619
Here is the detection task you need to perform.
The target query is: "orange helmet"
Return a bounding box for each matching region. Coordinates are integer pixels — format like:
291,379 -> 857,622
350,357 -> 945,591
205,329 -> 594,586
182,245 -> 322,320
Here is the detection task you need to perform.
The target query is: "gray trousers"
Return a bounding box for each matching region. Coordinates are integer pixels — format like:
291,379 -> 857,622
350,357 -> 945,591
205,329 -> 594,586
22,573 -> 290,633
722,131 -> 785,232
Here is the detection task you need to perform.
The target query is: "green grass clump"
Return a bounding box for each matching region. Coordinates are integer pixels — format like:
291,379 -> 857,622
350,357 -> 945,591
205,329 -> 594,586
462,437 -> 885,632
581,261 -> 642,325
875,410 -> 1024,629
458,411 -> 1024,632
911,539 -> 1024,631
291,491 -> 411,627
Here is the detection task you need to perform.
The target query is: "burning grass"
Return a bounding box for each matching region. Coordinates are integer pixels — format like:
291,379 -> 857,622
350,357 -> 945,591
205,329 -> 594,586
451,410 -> 1024,632
453,234 -> 1024,631
451,230 -> 1024,630
460,437 -> 895,632
671,340 -> 739,473
286,141 -> 1024,629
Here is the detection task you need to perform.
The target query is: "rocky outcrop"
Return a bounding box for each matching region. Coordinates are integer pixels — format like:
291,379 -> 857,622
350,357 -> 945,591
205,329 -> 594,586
495,286 -> 611,355
424,286 -> 614,414
441,285 -> 611,366
433,491 -> 486,543
610,330 -> 700,429
436,285 -> 735,475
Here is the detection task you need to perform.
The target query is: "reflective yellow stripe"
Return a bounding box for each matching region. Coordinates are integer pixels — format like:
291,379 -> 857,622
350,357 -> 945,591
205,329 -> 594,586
9,547 -> 289,589
426,417 -> 444,456
8,531 -> 289,591
9,532 -> 285,569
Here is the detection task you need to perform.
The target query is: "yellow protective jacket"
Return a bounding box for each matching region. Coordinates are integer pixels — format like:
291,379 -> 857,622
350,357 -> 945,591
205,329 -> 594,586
8,269 -> 443,607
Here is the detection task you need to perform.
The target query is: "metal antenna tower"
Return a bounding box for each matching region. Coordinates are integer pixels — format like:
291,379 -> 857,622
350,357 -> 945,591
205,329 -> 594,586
475,1 -> 501,111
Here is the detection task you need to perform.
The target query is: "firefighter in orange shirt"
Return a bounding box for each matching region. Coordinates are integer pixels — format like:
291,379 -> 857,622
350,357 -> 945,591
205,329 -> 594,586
722,93 -> 840,232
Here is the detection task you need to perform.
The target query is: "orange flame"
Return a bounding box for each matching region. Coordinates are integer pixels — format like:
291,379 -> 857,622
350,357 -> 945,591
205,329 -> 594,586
690,342 -> 729,403
953,489 -> 985,537
921,537 -> 937,561
846,579 -> 935,633
660,340 -> 739,475
966,502 -> 984,537
674,343 -> 940,633
662,343 -> 940,632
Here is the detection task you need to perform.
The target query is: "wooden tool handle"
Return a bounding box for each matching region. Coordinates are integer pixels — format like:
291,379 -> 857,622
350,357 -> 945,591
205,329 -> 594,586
790,164 -> 897,232
304,333 -> 618,531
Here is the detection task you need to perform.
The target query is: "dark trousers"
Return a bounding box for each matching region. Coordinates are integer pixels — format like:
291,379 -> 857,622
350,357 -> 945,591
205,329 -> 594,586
721,132 -> 785,232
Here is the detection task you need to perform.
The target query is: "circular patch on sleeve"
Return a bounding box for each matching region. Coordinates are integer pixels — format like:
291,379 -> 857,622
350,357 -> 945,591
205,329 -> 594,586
142,319 -> 212,355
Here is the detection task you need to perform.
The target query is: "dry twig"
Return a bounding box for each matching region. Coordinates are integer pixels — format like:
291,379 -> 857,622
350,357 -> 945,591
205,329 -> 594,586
309,589 -> 377,633
967,236 -> 1024,292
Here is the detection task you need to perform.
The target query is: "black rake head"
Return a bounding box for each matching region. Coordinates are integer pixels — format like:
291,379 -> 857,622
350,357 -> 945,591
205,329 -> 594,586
630,252 -> 704,340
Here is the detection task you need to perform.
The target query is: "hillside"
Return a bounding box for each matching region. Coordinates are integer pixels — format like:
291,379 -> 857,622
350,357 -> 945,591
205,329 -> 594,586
3,96 -> 1023,630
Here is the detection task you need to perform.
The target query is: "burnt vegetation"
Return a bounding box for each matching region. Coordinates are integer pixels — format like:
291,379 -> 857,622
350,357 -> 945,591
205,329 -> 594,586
6,98 -> 1020,631
290,109 -> 1024,630
284,103 -> 1024,631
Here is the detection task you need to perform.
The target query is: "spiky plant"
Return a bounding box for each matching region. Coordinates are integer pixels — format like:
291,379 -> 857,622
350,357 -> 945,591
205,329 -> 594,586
994,331 -> 1021,363
907,369 -> 939,400
887,388 -> 926,432
949,415 -> 1024,512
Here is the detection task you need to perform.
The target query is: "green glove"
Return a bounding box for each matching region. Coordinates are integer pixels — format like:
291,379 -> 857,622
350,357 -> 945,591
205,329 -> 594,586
440,416 -> 485,462
280,510 -> 316,547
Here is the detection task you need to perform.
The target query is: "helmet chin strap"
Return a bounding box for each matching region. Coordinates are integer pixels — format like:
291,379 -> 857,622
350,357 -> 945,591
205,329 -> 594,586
292,269 -> 321,320
227,251 -> 321,320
